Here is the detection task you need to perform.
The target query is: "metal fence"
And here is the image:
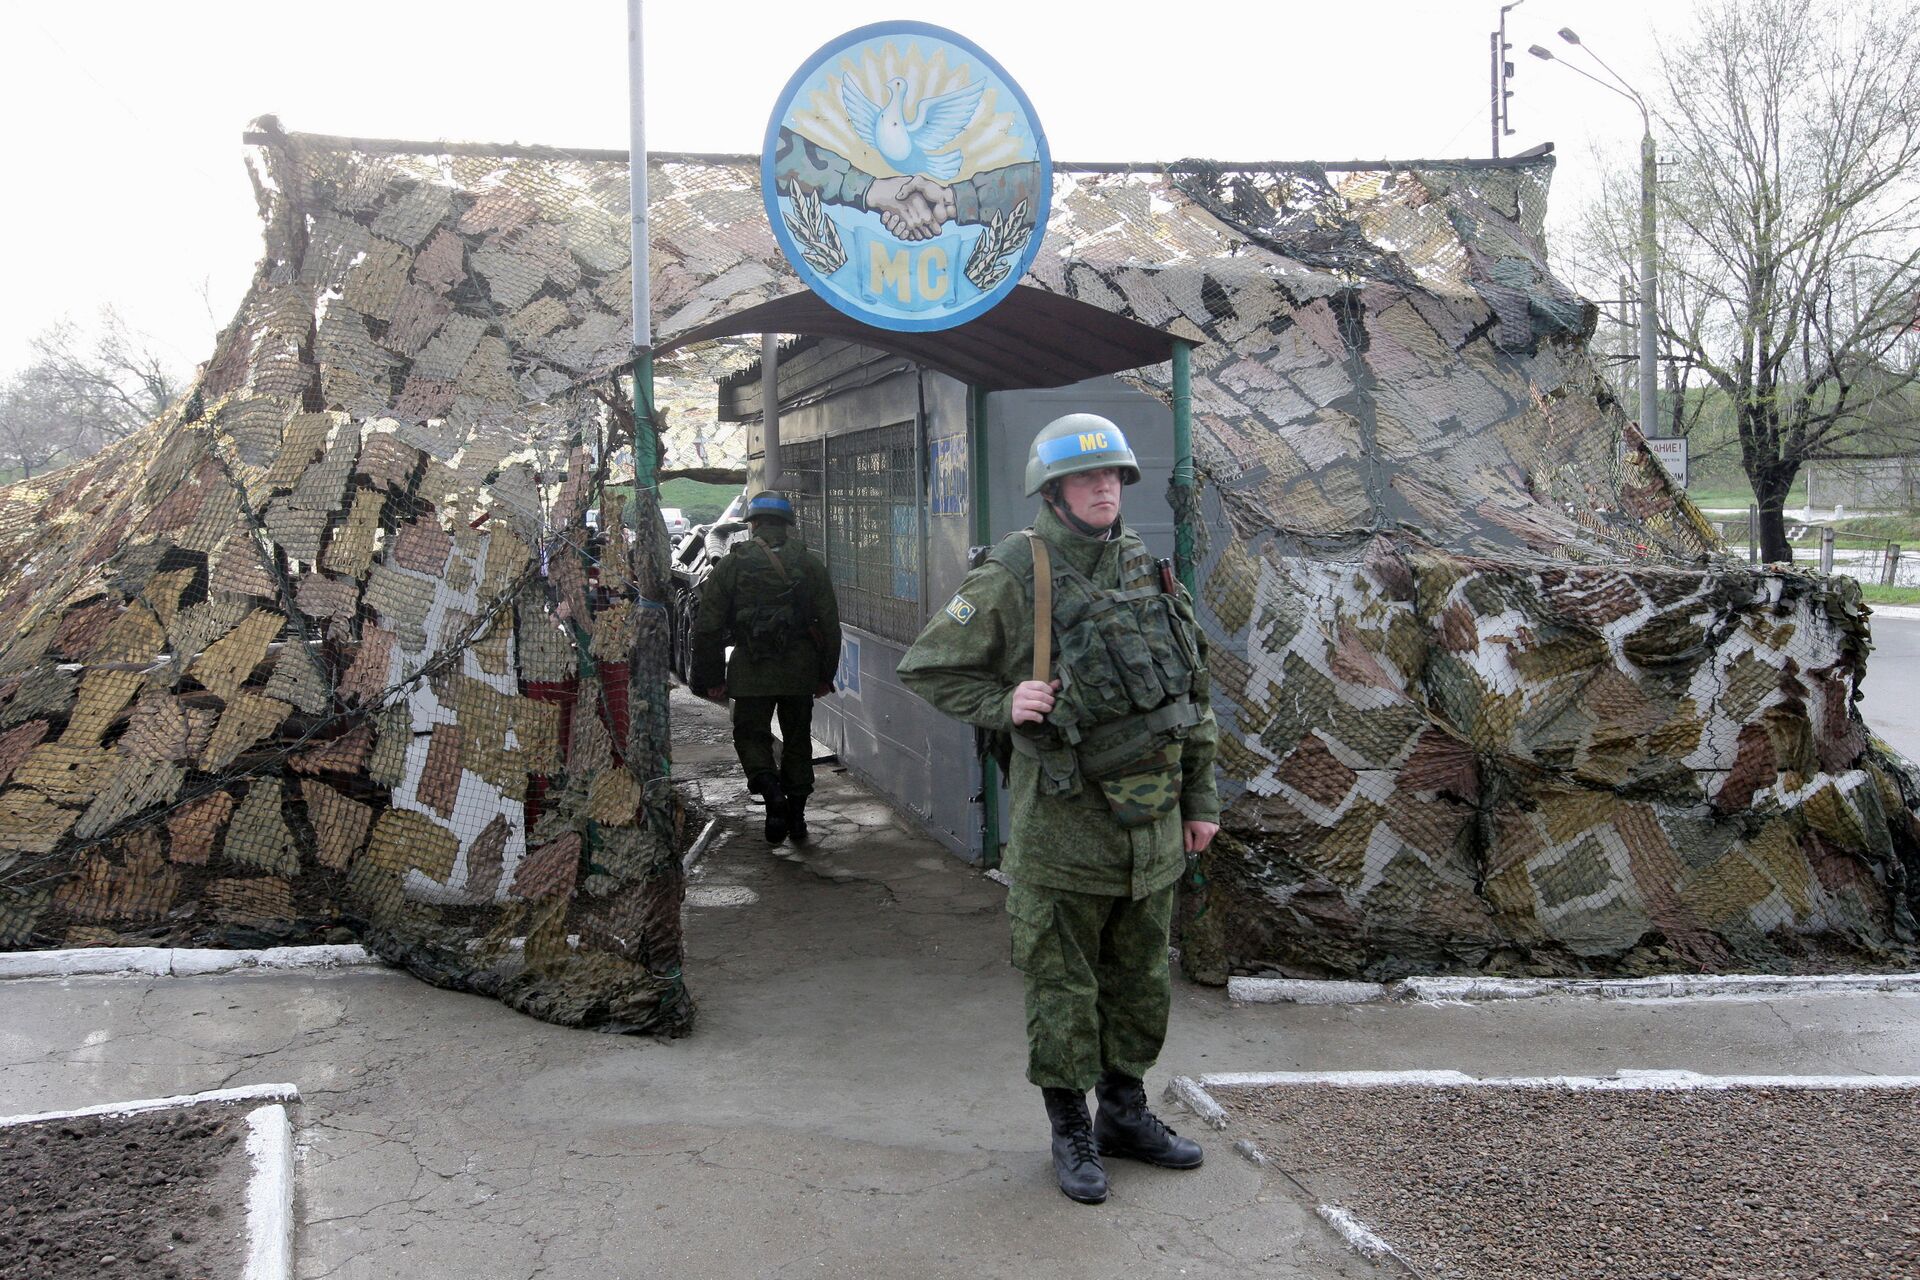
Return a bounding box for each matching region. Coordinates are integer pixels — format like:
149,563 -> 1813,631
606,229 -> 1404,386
1717,510 -> 1920,585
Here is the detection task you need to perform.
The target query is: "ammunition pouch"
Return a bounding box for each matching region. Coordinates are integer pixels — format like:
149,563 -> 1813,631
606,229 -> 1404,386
1010,696 -> 1199,825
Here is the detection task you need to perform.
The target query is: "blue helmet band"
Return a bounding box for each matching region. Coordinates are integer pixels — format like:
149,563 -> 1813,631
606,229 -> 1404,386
1034,425 -> 1131,467
746,492 -> 795,522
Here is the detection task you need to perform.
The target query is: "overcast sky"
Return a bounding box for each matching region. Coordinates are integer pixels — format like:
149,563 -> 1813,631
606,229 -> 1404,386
0,0 -> 1684,380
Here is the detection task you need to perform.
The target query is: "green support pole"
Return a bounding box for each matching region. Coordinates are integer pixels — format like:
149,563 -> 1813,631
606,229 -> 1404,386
970,383 -> 992,552
1171,339 -> 1197,597
632,349 -> 668,780
970,383 -> 1001,870
633,350 -> 658,493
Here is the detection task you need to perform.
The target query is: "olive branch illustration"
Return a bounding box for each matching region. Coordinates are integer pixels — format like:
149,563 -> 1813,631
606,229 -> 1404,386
964,199 -> 1032,290
782,180 -> 847,275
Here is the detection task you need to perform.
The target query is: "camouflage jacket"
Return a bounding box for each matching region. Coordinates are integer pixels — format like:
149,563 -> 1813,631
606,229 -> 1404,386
690,527 -> 841,698
898,505 -> 1219,899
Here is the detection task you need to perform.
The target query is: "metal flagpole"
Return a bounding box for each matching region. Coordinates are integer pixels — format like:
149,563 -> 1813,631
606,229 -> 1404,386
628,0 -> 655,488
627,0 -> 672,795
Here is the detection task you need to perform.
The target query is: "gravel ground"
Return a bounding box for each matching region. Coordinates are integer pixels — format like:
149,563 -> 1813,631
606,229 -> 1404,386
0,1104 -> 251,1280
1220,1083 -> 1920,1280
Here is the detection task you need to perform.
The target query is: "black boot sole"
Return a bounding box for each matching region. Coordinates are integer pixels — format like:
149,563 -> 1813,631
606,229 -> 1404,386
1058,1182 -> 1107,1204
1095,1142 -> 1204,1170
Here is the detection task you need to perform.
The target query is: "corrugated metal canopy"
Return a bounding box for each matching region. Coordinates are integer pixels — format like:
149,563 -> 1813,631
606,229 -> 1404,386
655,285 -> 1176,391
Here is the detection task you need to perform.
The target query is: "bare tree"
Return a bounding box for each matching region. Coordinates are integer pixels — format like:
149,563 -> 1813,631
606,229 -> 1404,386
0,312 -> 183,485
1646,0 -> 1920,560
27,309 -> 182,449
0,364 -> 97,480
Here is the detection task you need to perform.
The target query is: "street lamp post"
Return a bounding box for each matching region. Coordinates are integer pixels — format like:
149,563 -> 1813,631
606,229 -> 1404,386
1489,0 -> 1525,158
1531,30 -> 1660,441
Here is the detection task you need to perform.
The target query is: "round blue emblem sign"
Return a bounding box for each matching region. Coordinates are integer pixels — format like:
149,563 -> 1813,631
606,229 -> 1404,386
763,21 -> 1052,333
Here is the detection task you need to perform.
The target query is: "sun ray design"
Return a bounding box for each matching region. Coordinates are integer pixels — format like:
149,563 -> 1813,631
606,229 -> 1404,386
790,39 -> 1026,183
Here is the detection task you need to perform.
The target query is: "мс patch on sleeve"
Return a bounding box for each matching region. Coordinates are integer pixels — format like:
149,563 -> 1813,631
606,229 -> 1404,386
944,594 -> 976,626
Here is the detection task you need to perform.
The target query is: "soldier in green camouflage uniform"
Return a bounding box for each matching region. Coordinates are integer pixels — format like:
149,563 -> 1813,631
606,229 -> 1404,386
691,492 -> 842,844
898,415 -> 1219,1204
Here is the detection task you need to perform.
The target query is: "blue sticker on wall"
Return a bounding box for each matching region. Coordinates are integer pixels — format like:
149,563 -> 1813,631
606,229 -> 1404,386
763,22 -> 1052,333
836,635 -> 862,698
930,434 -> 968,516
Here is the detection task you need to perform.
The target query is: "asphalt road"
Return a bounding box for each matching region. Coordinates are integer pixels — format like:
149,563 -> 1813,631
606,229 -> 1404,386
1862,612 -> 1920,761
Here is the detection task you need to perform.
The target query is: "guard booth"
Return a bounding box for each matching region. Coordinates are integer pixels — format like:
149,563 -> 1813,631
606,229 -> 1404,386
671,289 -> 1182,866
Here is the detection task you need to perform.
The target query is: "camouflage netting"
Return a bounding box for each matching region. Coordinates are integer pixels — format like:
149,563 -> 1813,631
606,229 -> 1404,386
0,123 -> 1913,1021
0,123 -> 702,1032
1147,166 -> 1920,978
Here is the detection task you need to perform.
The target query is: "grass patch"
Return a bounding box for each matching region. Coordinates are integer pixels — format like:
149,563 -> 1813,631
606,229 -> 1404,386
1683,479 -> 1810,511
603,478 -> 741,525
1860,584 -> 1920,606
659,478 -> 740,524
1830,514 -> 1920,544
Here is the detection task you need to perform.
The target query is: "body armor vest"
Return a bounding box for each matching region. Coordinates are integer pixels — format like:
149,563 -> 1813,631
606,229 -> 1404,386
989,530 -> 1205,826
731,539 -> 806,661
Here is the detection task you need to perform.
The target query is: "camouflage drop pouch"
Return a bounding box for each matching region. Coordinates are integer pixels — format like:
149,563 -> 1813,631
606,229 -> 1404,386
1083,742 -> 1183,829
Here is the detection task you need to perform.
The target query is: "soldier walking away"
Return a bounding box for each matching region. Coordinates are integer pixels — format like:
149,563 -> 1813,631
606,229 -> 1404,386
690,492 -> 842,844
897,414 -> 1219,1204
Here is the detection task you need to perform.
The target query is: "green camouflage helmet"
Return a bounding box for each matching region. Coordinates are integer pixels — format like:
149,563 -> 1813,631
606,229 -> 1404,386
1023,413 -> 1142,497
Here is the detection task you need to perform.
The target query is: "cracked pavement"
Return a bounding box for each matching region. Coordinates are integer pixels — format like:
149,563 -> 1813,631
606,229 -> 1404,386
3,691 -> 1919,1277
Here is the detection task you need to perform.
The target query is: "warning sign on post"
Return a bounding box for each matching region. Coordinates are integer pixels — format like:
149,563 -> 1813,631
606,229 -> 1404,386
1642,437 -> 1688,487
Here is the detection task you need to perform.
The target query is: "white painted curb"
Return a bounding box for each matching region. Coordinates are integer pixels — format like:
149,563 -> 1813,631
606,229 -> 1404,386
1868,604 -> 1920,620
1,1083 -> 301,1280
1225,970 -> 1920,1006
1315,1203 -> 1401,1263
1397,971 -> 1920,1003
244,1104 -> 296,1280
682,816 -> 721,872
0,944 -> 381,980
0,1082 -> 300,1129
1162,1075 -> 1231,1130
1229,977 -> 1387,1004
1194,1067 -> 1920,1094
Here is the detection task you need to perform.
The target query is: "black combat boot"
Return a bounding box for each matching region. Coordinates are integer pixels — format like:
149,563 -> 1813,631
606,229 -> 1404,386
784,793 -> 810,845
1093,1071 -> 1204,1169
1041,1087 -> 1108,1204
751,772 -> 787,843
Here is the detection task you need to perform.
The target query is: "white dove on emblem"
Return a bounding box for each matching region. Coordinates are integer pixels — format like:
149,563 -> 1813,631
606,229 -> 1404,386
840,75 -> 985,182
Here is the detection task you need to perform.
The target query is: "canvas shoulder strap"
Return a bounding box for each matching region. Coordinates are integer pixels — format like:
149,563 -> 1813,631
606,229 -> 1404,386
1023,531 -> 1052,683
755,538 -> 790,583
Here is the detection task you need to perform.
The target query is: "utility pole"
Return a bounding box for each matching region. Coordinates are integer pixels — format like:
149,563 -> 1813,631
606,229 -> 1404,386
1489,1 -> 1525,157
1637,127 -> 1659,438
628,0 -> 656,481
627,0 -> 671,789
1531,29 -> 1659,440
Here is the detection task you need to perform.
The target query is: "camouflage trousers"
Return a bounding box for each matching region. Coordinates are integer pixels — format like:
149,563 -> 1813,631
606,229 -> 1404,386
1005,879 -> 1175,1091
731,694 -> 816,797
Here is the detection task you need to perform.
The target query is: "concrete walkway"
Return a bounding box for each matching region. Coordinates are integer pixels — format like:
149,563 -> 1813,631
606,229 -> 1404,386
3,690 -> 1919,1278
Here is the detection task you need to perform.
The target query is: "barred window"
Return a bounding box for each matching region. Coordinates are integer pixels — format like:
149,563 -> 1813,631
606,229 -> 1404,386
780,438 -> 826,552
824,420 -> 922,642
768,423 -> 924,644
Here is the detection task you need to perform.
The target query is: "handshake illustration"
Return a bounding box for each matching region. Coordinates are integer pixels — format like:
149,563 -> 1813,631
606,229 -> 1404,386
864,175 -> 958,241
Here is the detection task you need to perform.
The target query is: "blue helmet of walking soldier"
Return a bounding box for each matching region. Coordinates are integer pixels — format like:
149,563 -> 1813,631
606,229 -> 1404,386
745,491 -> 796,524
1024,413 -> 1142,497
